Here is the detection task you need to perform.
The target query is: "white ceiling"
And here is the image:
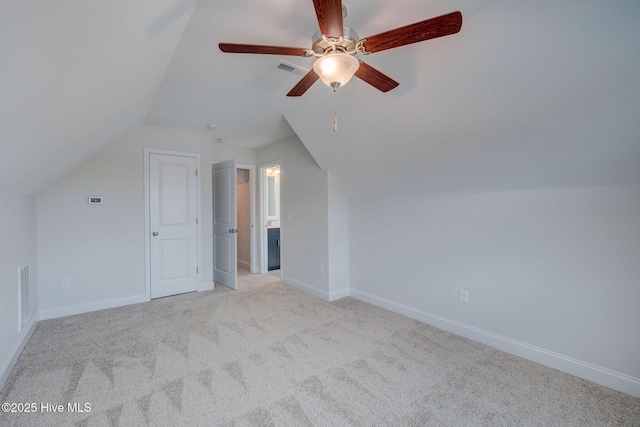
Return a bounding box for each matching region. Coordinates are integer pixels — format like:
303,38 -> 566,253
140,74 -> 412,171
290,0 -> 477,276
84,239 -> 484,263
1,0 -> 197,195
2,0 -> 640,197
286,0 -> 640,197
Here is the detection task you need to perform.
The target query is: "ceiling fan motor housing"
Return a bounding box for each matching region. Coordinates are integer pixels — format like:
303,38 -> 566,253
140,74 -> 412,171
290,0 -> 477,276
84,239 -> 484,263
311,26 -> 359,56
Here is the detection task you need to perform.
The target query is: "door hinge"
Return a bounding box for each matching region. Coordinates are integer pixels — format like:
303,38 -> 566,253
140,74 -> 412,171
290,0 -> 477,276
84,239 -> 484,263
196,218 -> 198,225
196,267 -> 199,274
195,169 -> 198,176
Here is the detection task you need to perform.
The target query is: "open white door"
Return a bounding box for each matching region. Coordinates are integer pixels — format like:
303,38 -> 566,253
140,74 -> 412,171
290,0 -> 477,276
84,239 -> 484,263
213,159 -> 237,289
149,153 -> 199,299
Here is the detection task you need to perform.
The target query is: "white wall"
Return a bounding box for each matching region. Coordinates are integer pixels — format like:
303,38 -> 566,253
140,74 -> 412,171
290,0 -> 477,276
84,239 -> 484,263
258,135 -> 330,298
349,185 -> 640,397
327,171 -> 350,299
0,189 -> 38,389
37,124 -> 256,318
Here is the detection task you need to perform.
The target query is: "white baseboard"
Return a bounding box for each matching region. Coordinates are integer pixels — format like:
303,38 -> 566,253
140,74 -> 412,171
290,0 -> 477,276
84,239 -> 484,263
350,287 -> 640,398
281,276 -> 330,301
199,281 -> 215,292
237,259 -> 250,269
0,315 -> 39,391
280,277 -> 350,302
329,287 -> 350,301
39,294 -> 147,321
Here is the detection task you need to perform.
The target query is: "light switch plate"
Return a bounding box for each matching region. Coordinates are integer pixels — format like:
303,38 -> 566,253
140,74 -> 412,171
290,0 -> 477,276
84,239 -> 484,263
459,289 -> 469,304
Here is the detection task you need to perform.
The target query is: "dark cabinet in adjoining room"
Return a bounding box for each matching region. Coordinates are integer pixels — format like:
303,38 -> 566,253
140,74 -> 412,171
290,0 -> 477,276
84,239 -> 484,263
268,227 -> 280,270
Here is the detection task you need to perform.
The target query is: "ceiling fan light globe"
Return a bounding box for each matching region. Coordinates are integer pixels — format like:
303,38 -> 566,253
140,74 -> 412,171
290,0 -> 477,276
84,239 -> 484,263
319,57 -> 338,75
313,54 -> 360,90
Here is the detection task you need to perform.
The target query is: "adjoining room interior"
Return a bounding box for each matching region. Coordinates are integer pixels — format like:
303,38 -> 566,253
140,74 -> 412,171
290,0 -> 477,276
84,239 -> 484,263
264,164 -> 281,274
1,0 -> 639,425
236,167 -> 252,274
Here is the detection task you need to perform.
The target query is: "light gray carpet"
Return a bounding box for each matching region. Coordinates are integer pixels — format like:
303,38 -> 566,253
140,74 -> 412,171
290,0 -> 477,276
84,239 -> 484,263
1,274 -> 639,426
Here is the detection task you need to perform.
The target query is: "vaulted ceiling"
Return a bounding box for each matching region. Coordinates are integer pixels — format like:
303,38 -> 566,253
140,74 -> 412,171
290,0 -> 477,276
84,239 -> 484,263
2,0 -> 639,197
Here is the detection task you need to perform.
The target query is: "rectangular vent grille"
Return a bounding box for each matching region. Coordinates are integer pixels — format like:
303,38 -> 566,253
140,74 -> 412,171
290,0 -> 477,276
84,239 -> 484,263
276,63 -> 296,73
275,61 -> 309,78
19,263 -> 30,331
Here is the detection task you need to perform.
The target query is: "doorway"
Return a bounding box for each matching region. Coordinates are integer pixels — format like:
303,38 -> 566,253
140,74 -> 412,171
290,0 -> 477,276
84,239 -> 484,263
236,167 -> 254,276
260,162 -> 282,275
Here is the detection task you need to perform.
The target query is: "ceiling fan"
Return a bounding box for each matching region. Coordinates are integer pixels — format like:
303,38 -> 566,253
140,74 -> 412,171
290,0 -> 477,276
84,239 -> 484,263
219,0 -> 462,97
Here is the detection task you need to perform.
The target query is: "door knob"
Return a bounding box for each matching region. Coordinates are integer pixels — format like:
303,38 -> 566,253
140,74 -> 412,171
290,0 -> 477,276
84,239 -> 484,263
152,232 -> 159,236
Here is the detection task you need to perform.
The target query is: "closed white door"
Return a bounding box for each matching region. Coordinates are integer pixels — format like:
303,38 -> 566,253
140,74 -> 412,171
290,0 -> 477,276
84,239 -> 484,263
213,159 -> 237,289
149,153 -> 198,299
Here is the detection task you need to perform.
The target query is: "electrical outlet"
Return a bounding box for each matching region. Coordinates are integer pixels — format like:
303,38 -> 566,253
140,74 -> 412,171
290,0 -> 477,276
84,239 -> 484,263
62,278 -> 71,288
318,265 -> 324,276
459,289 -> 468,304
287,213 -> 293,221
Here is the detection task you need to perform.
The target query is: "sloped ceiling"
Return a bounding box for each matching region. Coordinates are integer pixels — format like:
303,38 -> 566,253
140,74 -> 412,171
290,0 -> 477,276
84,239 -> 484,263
2,0 -> 640,198
0,0 -> 197,195
283,0 -> 640,197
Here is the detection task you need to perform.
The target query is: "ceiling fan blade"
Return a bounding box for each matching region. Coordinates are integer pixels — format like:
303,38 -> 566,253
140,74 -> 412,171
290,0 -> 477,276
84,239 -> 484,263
287,70 -> 320,97
313,0 -> 344,38
219,43 -> 309,56
359,11 -> 462,54
354,61 -> 399,92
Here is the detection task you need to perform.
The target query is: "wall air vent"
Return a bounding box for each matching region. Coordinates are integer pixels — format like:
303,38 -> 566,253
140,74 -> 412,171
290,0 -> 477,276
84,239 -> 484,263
18,263 -> 30,331
274,61 -> 309,78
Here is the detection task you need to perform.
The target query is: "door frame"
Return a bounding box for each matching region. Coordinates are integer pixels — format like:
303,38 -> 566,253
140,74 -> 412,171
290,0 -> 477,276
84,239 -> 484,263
144,148 -> 202,301
259,160 -> 282,274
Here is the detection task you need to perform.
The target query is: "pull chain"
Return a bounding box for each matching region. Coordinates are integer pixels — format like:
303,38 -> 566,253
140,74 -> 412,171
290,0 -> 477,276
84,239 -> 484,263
333,90 -> 338,132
